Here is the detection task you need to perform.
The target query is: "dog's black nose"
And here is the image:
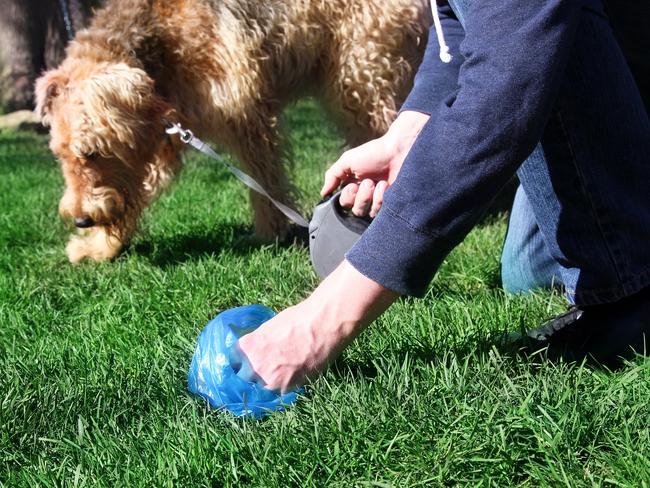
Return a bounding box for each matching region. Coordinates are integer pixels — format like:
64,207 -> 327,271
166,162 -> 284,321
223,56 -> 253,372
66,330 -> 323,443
74,216 -> 95,228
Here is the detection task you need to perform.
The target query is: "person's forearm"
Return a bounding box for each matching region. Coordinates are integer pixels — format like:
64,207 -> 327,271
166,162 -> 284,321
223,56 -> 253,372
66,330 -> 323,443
307,260 -> 399,354
234,259 -> 399,392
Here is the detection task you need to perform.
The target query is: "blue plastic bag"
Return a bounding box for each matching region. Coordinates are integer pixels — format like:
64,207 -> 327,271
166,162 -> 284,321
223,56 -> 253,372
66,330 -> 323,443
188,304 -> 300,418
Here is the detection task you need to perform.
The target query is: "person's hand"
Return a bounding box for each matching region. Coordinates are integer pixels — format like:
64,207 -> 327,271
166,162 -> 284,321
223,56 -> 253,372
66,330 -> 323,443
321,110 -> 430,217
234,260 -> 399,393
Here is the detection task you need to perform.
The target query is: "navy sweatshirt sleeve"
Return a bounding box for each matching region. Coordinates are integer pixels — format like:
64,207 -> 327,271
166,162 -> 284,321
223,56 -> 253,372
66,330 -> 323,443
400,4 -> 464,115
346,0 -> 586,297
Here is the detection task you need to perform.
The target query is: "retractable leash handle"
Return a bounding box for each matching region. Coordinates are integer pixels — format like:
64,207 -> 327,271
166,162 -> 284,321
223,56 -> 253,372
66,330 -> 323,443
166,122 -> 369,277
309,192 -> 370,278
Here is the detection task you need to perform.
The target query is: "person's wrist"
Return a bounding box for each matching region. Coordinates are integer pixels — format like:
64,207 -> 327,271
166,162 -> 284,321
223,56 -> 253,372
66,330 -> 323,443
385,110 -> 430,153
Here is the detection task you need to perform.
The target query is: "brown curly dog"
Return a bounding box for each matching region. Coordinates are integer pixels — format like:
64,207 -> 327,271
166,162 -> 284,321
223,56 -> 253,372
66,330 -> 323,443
35,0 -> 430,263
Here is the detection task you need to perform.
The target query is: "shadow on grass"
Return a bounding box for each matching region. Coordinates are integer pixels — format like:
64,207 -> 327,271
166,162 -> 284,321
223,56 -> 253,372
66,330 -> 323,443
132,222 -> 309,267
329,331 -> 632,382
427,273 -> 505,297
329,335 -> 523,381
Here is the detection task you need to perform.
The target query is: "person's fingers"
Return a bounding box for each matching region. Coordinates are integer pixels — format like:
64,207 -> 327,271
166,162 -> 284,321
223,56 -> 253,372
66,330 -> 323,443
235,358 -> 259,384
231,343 -> 265,386
369,180 -> 388,218
338,183 -> 358,208
229,343 -> 244,372
352,179 -> 375,217
321,155 -> 352,196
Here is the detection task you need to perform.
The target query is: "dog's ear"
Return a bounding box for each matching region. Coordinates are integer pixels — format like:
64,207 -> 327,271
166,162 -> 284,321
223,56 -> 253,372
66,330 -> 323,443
35,69 -> 69,126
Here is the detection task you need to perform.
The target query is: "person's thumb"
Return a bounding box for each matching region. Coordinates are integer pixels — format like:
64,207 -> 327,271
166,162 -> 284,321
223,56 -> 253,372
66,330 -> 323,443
321,155 -> 352,196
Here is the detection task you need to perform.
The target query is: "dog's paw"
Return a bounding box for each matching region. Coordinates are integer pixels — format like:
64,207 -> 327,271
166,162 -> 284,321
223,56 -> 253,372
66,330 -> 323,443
66,228 -> 124,263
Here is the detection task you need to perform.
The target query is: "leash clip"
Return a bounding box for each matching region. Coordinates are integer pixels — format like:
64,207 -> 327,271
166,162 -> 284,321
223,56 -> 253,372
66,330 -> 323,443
165,121 -> 194,144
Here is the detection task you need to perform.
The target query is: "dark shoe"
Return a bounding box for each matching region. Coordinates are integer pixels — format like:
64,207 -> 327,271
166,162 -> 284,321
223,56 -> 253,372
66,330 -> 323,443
524,286 -> 650,366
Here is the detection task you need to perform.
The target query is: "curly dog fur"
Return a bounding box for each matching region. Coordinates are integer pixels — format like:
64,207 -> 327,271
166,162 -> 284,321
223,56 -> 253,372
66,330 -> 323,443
36,0 -> 430,263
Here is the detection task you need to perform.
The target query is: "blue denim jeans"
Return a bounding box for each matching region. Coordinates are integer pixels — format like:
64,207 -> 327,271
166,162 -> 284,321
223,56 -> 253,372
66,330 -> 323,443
501,183 -> 565,297
446,0 -> 650,305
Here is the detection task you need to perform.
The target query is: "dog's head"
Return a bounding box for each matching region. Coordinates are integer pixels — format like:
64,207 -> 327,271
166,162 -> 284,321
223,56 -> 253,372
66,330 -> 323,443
35,62 -> 176,237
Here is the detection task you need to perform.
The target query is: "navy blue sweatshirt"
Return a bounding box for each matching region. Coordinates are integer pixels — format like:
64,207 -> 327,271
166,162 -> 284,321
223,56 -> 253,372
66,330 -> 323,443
346,0 -> 588,296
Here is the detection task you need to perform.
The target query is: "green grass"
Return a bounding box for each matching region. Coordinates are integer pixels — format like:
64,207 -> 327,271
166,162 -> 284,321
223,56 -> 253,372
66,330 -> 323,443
1,100 -> 649,487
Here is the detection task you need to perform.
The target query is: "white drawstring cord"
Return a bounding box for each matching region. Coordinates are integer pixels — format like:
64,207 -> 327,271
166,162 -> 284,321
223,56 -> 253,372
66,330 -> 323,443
431,1 -> 452,63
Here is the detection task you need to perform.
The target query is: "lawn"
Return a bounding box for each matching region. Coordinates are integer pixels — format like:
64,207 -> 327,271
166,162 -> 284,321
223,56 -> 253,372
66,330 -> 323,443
1,101 -> 649,487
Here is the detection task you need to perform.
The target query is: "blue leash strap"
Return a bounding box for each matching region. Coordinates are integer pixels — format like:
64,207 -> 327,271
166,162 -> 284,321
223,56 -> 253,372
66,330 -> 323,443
166,122 -> 309,228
